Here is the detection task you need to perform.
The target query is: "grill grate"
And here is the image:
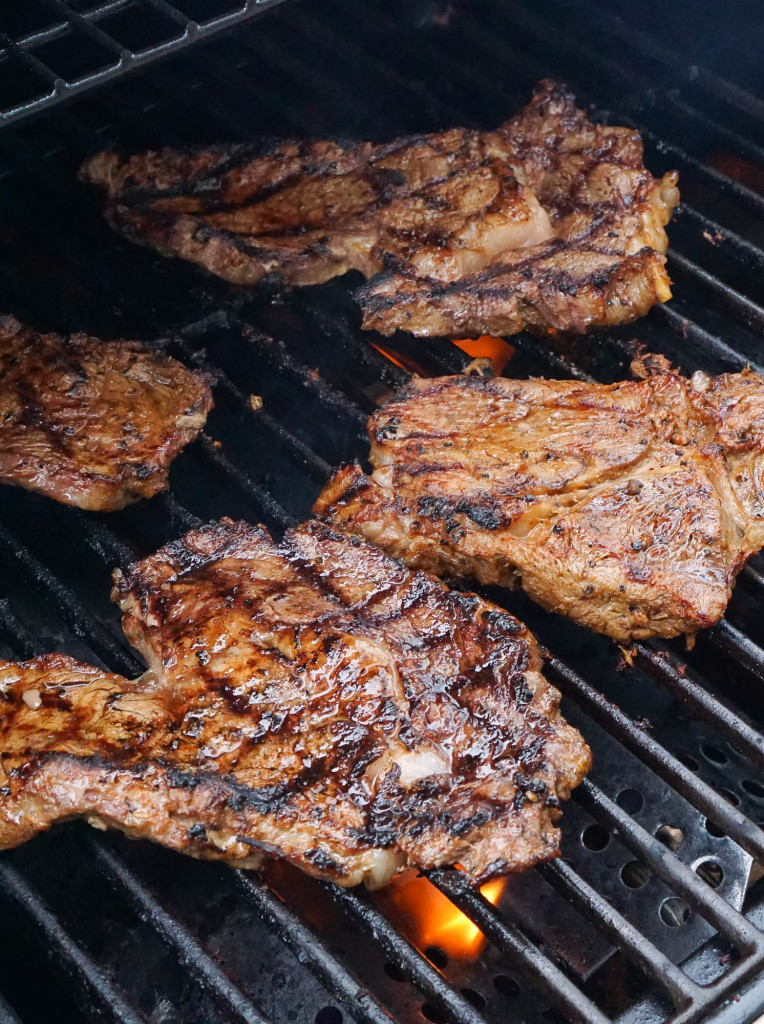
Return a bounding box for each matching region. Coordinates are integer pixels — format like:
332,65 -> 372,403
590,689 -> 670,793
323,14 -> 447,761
0,0 -> 292,126
2,1 -> 764,1022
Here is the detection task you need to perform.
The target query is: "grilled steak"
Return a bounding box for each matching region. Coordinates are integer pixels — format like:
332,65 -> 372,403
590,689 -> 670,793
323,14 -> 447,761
80,129 -> 552,288
314,370 -> 764,642
0,317 -> 213,510
80,80 -> 677,338
0,519 -> 590,888
361,81 -> 679,336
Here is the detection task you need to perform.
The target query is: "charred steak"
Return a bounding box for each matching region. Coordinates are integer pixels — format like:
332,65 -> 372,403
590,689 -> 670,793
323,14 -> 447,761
0,317 -> 213,510
81,127 -> 552,288
314,370 -> 764,642
0,519 -> 590,888
81,80 -> 677,338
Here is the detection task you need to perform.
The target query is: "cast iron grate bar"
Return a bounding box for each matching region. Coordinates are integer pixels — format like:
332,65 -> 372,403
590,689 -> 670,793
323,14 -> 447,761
234,872 -> 396,1024
426,869 -> 609,1024
172,336 -> 332,484
576,781 -> 764,953
155,491 -> 203,532
633,645 -> 764,773
319,882 -> 492,1024
68,508 -> 140,568
667,249 -> 764,338
537,859 -> 698,1008
89,837 -> 272,1024
196,433 -> 297,531
0,521 -> 142,676
238,326 -> 369,432
710,619 -> 764,684
645,301 -> 751,374
0,598 -> 37,660
678,205 -> 764,268
0,993 -> 21,1024
38,0 -> 127,61
546,657 -> 764,863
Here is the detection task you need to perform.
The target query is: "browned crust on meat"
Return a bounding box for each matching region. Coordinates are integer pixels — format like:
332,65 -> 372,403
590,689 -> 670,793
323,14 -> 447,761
0,316 -> 213,510
360,245 -> 672,337
360,79 -> 679,336
0,520 -> 590,888
314,370 -> 764,642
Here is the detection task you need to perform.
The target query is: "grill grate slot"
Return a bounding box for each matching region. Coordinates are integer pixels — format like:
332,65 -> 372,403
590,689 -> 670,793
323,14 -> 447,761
546,659 -> 764,865
318,884 -> 492,1024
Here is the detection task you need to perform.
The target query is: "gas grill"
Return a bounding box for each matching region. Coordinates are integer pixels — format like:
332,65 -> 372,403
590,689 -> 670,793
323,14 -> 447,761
2,1 -> 764,1022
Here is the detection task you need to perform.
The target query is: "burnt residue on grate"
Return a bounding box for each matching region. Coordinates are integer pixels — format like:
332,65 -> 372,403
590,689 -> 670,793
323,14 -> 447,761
2,1 -> 764,1023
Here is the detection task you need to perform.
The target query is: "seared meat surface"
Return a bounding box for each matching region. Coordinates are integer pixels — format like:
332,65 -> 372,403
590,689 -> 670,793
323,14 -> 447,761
0,519 -> 590,888
81,81 -> 677,338
0,317 -> 213,510
361,81 -> 679,336
81,128 -> 552,288
314,370 -> 764,642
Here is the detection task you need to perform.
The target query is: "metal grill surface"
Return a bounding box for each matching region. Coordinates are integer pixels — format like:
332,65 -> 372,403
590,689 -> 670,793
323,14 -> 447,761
0,0 -> 293,126
1,1 -> 764,1023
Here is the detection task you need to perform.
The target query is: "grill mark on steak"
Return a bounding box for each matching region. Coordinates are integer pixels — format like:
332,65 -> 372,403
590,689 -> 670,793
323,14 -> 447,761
0,518 -> 589,888
314,370 -> 764,643
0,316 -> 213,511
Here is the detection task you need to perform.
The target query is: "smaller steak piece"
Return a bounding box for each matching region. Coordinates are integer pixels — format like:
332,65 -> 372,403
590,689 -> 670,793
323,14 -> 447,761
80,130 -> 552,288
314,371 -> 764,643
0,317 -> 213,510
360,80 -> 679,337
0,519 -> 590,888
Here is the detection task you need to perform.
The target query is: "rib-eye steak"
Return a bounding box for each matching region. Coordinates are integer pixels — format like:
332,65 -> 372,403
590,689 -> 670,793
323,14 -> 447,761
80,80 -> 677,338
314,370 -> 764,642
81,127 -> 553,288
0,519 -> 590,888
0,317 -> 213,510
361,81 -> 679,337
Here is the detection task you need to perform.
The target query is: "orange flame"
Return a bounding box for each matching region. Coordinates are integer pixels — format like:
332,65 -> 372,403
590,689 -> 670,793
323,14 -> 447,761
370,337 -> 513,378
452,336 -> 514,375
385,873 -> 507,960
369,342 -> 410,372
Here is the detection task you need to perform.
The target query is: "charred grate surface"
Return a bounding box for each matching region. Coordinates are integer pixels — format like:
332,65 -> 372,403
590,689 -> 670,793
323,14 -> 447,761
0,0 -> 292,126
2,1 -> 764,1023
